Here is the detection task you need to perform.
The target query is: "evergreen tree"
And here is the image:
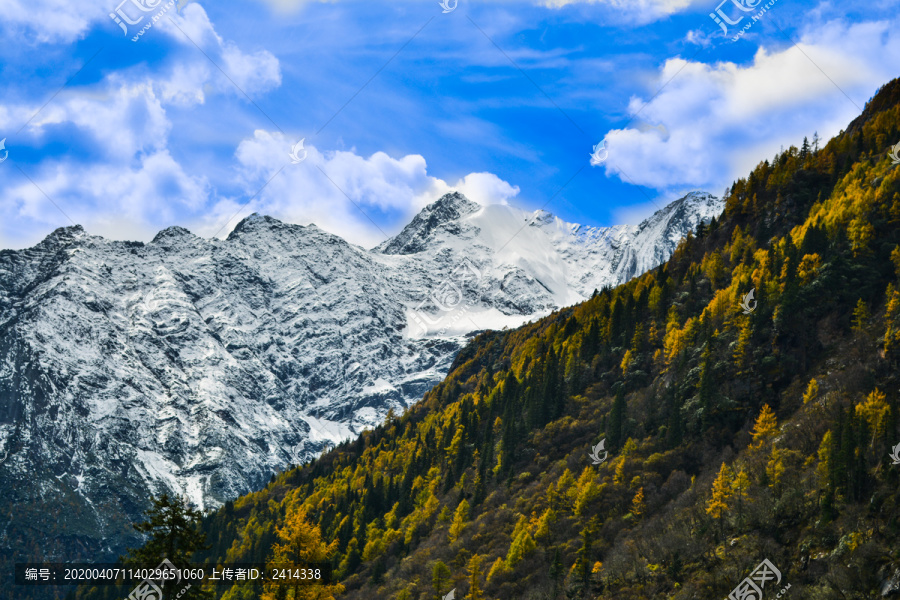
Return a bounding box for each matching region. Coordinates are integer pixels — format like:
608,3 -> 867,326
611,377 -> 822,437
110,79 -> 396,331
123,494 -> 212,600
697,343 -> 715,430
666,387 -> 684,449
608,387 -> 626,450
574,517 -> 598,597
852,299 -> 870,331
432,561 -> 452,600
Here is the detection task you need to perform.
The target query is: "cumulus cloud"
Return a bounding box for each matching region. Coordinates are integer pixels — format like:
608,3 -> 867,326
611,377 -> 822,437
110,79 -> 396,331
1,74 -> 209,247
1,0 -> 109,44
187,130 -> 520,249
160,5 -> 282,96
599,17 -> 900,193
0,2 -> 280,248
28,79 -> 172,158
10,151 -> 209,228
428,173 -> 521,207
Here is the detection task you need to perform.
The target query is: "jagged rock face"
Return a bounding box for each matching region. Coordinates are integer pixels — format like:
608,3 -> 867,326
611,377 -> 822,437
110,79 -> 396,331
0,190 -> 721,563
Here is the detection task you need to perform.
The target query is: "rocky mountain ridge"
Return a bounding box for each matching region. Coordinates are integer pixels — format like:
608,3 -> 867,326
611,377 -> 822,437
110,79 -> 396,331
0,190 -> 721,564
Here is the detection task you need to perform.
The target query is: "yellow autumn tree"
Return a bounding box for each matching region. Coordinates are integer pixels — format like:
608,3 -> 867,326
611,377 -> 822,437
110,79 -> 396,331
534,507 -> 556,541
505,515 -> 536,568
855,388 -> 890,441
261,504 -> 344,600
486,556 -> 509,583
852,299 -> 870,331
612,457 -> 626,486
466,554 -> 485,600
573,468 -> 599,517
766,447 -> 785,494
751,404 -> 778,449
448,498 -> 470,543
892,245 -> 900,279
631,487 -> 645,518
885,285 -> 900,362
848,217 -> 874,255
733,318 -> 753,370
701,251 -> 726,288
731,468 -> 751,523
797,253 -> 821,285
802,379 -> 819,404
816,431 -> 833,484
706,462 -> 734,519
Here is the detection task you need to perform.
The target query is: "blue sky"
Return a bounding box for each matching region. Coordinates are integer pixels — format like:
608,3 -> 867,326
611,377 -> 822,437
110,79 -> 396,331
0,0 -> 897,249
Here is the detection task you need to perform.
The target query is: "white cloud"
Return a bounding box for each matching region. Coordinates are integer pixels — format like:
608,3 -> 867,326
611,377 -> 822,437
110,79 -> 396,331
0,0 -> 282,101
191,130 -> 520,248
220,43 -> 282,95
600,17 -> 900,193
0,2 -> 281,248
160,5 -> 282,96
29,79 -> 172,158
428,173 -> 521,207
1,128 -> 518,250
0,0 -> 109,43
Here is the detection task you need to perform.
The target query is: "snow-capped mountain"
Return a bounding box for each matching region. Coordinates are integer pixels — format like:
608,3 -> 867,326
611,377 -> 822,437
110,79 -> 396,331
0,190 -> 721,562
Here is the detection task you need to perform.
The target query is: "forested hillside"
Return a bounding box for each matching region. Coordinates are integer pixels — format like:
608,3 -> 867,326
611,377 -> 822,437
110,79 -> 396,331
79,77 -> 900,600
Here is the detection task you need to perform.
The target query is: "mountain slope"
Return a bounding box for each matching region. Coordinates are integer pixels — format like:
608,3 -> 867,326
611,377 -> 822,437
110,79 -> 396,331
0,191 -> 719,588
121,78 -> 900,600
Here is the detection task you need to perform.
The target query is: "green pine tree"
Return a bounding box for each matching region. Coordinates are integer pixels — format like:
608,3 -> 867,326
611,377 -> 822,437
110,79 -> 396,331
123,494 -> 212,599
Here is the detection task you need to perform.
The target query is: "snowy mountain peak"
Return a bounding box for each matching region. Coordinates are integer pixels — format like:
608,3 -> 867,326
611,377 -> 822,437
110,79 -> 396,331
432,191 -> 480,214
228,212 -> 289,237
378,192 -> 481,255
151,226 -> 196,244
41,224 -> 86,247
